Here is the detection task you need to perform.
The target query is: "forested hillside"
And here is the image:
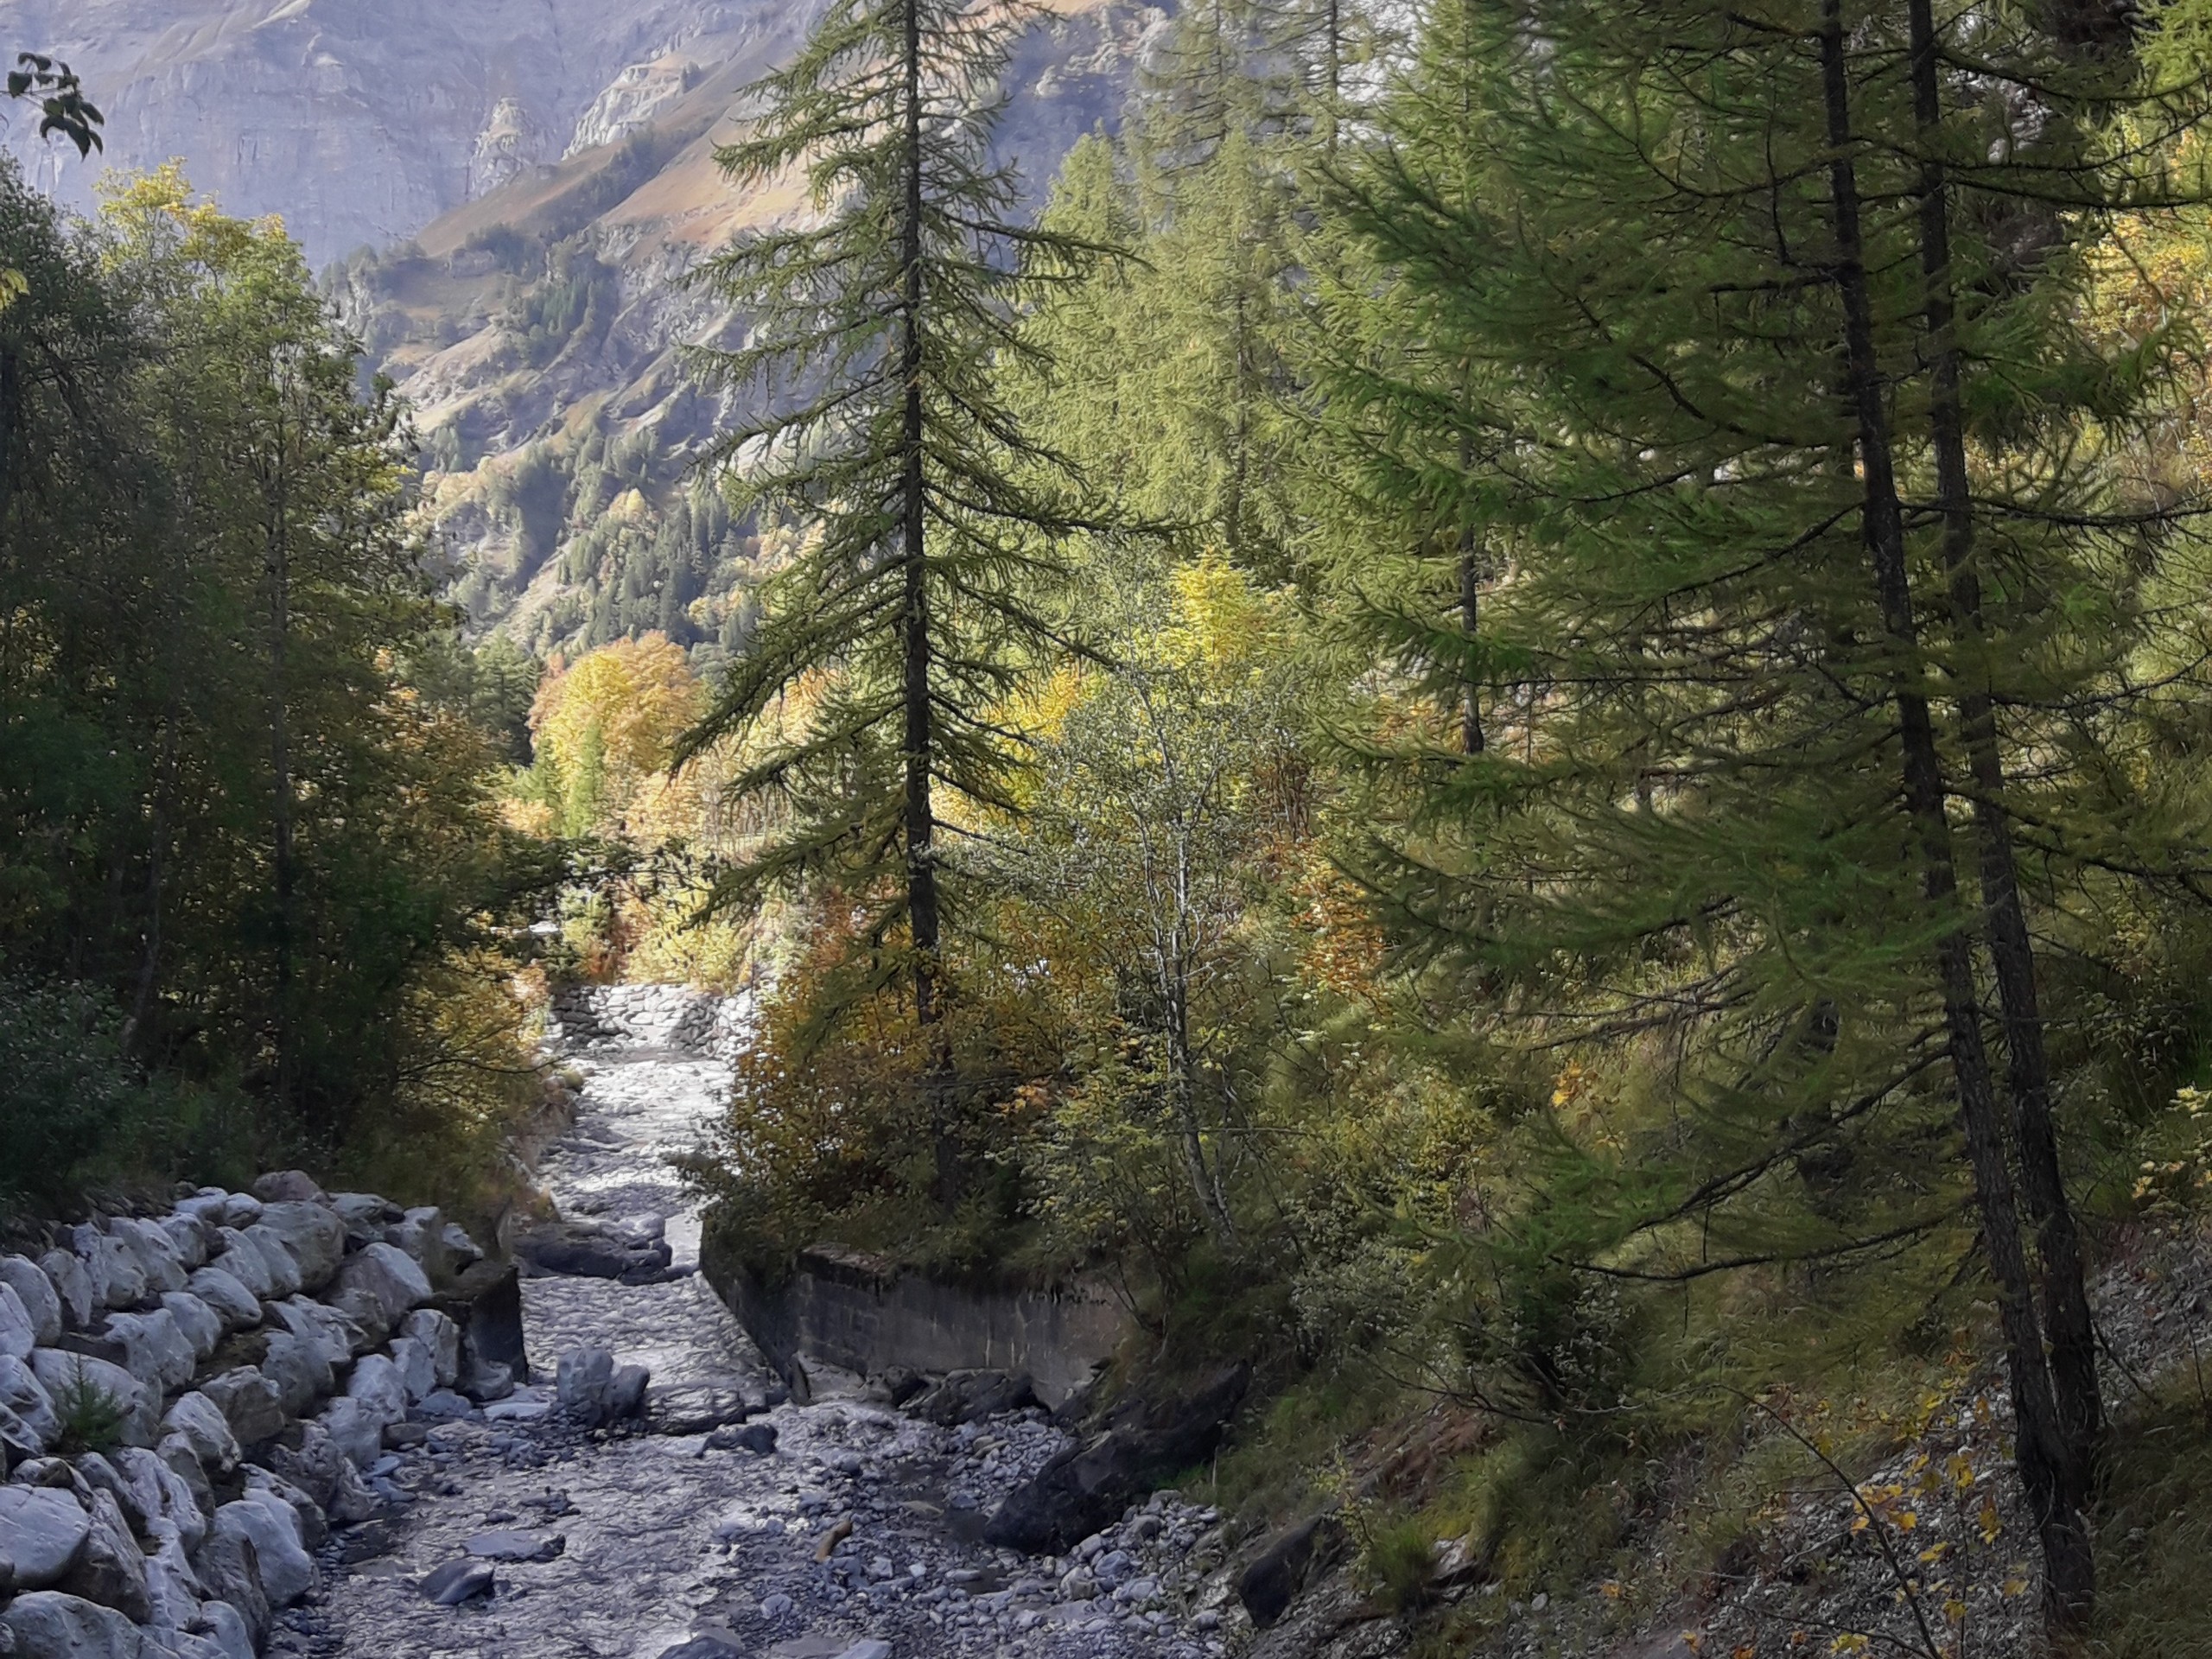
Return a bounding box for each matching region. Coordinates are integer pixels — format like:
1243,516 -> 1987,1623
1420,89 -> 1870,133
14,0 -> 2212,1654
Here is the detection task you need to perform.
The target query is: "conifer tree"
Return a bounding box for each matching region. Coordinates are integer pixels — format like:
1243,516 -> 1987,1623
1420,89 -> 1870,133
683,0 -> 1101,1032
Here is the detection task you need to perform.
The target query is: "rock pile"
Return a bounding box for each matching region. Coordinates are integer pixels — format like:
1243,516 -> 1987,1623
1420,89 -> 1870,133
0,1172 -> 505,1658
545,984 -> 751,1061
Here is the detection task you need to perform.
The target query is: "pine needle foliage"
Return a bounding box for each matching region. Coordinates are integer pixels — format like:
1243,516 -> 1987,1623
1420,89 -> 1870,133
682,0 -> 1109,1020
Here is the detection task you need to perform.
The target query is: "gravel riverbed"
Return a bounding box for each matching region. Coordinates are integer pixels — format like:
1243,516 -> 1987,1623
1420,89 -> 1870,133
291,1007 -> 1236,1659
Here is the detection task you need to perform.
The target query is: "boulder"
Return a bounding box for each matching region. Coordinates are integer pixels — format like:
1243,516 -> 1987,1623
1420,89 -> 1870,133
70,1228 -> 145,1311
57,1488 -> 151,1623
330,1193 -> 400,1249
268,1422 -> 379,1525
0,1255 -> 63,1346
0,1592 -> 143,1659
610,1363 -> 649,1421
103,1309 -> 196,1393
1237,1513 -> 1346,1629
513,1216 -> 672,1282
439,1222 -> 485,1271
267,1298 -> 359,1370
113,1446 -> 205,1552
216,1194 -> 263,1230
556,1347 -> 614,1423
209,1231 -> 278,1302
241,1467 -> 327,1551
158,1211 -> 216,1270
188,1599 -> 256,1659
431,1260 -> 529,1386
387,1335 -> 435,1404
460,1358 -> 514,1402
0,1354 -> 59,1450
71,1453 -> 145,1534
196,1369 -> 285,1448
417,1558 -> 495,1605
315,1396 -> 383,1469
252,1204 -> 346,1294
0,1281 -> 39,1363
238,1225 -> 303,1300
462,1529 -> 563,1562
256,1331 -> 332,1418
189,1518 -> 270,1647
182,1268 -> 260,1334
389,1206 -> 455,1283
983,1363 -> 1249,1554
140,1517 -> 206,1633
906,1369 -> 1039,1427
213,1496 -> 314,1607
107,1218 -> 188,1296
172,1192 -> 232,1226
156,1434 -> 216,1522
161,1393 -> 242,1476
37,1249 -> 96,1332
0,1485 -> 92,1590
398,1308 -> 461,1389
327,1244 -> 430,1338
159,1293 -> 222,1362
249,1171 -> 327,1205
344,1353 -> 409,1429
28,1351 -> 157,1449
707,1422 -> 778,1455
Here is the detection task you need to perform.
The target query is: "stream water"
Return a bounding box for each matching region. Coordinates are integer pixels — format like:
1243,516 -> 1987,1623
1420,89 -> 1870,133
289,1001 -> 1235,1659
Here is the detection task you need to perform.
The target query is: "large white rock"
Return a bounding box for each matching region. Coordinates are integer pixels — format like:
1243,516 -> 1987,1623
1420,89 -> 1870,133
238,1224 -> 303,1299
109,1217 -> 188,1295
0,1486 -> 92,1590
104,1308 -> 198,1393
162,1292 -> 223,1362
162,1392 -> 242,1476
140,1516 -> 206,1634
185,1267 -> 261,1333
209,1230 -> 278,1301
328,1243 -> 431,1335
29,1350 -> 159,1448
400,1307 -> 462,1388
71,1226 -> 145,1310
0,1591 -> 143,1659
159,1211 -> 215,1270
252,1204 -> 346,1293
0,1352 -> 61,1448
0,1253 -> 64,1344
38,1248 -> 95,1331
0,1279 -> 36,1359
212,1497 -> 315,1607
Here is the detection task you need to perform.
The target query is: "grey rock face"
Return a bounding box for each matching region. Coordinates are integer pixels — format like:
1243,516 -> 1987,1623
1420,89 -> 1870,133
108,1217 -> 188,1295
0,1255 -> 64,1346
197,1369 -> 285,1448
0,1591 -> 144,1659
57,1488 -> 152,1623
36,1250 -> 94,1332
183,1268 -> 260,1333
0,1485 -> 92,1590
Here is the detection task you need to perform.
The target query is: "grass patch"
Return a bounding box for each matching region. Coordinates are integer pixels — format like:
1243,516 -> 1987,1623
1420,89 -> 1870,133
2088,1380 -> 2212,1658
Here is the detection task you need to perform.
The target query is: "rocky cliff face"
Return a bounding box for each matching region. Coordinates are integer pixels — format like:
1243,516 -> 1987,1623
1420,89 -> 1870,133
3,0 -> 1161,663
0,0 -> 800,267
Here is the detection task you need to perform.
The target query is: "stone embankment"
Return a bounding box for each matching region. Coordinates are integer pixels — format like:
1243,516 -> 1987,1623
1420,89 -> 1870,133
0,1170 -> 516,1658
0,986 -> 1252,1659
